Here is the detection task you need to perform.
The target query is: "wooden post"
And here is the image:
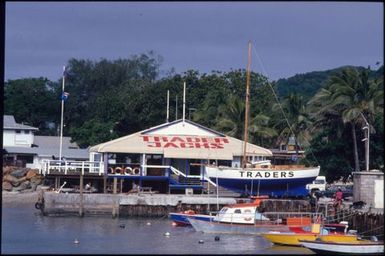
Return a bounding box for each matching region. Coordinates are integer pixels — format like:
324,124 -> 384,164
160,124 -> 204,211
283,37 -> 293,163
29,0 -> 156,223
120,179 -> 124,193
79,174 -> 84,217
54,177 -> 58,189
112,178 -> 118,218
113,177 -> 117,194
103,176 -> 107,194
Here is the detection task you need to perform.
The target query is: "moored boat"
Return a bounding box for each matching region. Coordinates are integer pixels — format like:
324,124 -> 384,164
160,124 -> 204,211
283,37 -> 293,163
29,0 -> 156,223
262,224 -> 358,246
188,209 -> 318,235
205,164 -> 320,197
169,210 -> 214,226
262,222 -> 359,246
299,239 -> 384,255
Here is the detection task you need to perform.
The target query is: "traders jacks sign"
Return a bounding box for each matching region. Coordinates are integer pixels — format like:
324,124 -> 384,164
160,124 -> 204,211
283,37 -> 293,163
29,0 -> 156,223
142,136 -> 229,149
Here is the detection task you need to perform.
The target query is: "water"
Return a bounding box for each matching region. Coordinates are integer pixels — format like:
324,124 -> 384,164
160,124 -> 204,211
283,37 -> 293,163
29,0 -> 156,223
2,205 -> 314,254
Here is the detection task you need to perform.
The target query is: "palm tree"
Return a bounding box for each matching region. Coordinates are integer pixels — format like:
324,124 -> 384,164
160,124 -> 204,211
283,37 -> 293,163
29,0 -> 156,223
215,95 -> 245,139
272,93 -> 311,162
309,67 -> 383,172
215,95 -> 277,145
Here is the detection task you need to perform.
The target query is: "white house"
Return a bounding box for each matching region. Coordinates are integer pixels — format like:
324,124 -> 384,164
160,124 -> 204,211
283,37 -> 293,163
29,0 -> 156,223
3,115 -> 89,169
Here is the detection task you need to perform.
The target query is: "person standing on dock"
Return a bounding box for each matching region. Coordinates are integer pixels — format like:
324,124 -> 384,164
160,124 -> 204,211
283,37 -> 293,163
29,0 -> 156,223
333,188 -> 343,212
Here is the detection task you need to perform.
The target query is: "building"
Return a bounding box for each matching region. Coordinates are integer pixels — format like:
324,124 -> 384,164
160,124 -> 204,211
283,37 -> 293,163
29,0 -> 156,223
86,119 -> 272,194
2,115 -> 88,168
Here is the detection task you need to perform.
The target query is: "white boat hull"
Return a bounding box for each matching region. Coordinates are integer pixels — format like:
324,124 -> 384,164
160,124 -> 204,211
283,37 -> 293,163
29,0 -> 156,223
300,240 -> 384,255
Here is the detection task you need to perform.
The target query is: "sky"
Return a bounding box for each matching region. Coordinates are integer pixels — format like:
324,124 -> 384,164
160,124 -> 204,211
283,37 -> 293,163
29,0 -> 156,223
4,2 -> 384,82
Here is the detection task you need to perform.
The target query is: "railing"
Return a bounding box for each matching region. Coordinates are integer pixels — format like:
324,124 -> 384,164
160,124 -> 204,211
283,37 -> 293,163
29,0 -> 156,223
39,162 -> 217,187
40,160 -> 104,176
168,166 -> 217,187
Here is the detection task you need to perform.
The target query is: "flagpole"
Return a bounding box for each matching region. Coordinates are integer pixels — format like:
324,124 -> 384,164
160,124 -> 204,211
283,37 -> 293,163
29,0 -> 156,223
59,66 -> 66,161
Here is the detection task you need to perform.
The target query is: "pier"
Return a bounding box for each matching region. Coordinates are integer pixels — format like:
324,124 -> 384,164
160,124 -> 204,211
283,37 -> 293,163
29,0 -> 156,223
38,190 -> 237,217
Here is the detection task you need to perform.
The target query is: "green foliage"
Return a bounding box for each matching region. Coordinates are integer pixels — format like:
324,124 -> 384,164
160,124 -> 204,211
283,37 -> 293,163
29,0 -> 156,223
4,77 -> 60,135
69,119 -> 119,148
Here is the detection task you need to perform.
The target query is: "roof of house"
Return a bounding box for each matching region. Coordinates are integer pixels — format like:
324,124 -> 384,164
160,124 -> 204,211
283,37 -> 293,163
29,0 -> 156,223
90,119 -> 272,160
4,135 -> 89,159
3,115 -> 39,131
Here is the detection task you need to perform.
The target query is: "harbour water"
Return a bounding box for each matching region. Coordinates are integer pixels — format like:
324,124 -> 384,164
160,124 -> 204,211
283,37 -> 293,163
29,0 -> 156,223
1,205 -> 314,255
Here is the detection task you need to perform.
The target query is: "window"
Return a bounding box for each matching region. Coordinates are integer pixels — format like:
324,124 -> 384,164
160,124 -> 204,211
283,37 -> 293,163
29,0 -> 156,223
234,209 -> 242,214
24,130 -> 29,134
16,130 -> 21,134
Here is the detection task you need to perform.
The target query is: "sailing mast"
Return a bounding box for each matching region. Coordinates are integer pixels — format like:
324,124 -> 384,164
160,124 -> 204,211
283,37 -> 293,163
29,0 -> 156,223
59,66 -> 66,161
242,41 -> 252,168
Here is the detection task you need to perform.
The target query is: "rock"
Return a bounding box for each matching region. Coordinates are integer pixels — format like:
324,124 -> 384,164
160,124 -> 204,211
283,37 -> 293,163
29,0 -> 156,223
3,174 -> 19,183
26,169 -> 38,179
2,181 -> 13,191
3,166 -> 16,175
13,181 -> 31,191
30,175 -> 43,185
10,168 -> 29,178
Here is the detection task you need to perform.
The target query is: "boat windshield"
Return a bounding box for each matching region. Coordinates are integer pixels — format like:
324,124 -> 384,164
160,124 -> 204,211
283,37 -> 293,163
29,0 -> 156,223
219,207 -> 228,214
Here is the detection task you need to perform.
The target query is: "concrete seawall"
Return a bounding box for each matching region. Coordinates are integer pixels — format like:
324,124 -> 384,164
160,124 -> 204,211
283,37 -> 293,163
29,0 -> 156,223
40,191 -> 237,217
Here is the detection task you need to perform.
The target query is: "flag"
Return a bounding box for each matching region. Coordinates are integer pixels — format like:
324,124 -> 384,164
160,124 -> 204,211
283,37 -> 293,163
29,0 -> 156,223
61,92 -> 70,101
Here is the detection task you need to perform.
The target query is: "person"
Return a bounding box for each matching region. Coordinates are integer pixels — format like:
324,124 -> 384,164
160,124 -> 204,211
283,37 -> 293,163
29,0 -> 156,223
85,182 -> 91,191
333,188 -> 343,212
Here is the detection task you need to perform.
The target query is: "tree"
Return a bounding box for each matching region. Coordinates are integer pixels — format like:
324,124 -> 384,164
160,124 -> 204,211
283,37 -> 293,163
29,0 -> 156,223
308,67 -> 383,172
272,93 -> 311,162
4,77 -> 59,135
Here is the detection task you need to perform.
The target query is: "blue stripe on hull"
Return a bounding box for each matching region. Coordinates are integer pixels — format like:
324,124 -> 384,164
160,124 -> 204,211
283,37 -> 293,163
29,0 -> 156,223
215,177 -> 315,196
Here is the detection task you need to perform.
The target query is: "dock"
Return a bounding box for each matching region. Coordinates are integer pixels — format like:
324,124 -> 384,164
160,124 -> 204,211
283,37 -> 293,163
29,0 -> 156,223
38,190 -> 237,217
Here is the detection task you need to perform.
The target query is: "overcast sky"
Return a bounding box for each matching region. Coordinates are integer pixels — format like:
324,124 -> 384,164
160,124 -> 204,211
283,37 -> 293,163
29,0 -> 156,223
4,2 -> 384,82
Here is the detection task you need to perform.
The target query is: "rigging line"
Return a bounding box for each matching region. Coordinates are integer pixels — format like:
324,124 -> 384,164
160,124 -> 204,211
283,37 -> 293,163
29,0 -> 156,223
251,42 -> 320,166
358,226 -> 385,235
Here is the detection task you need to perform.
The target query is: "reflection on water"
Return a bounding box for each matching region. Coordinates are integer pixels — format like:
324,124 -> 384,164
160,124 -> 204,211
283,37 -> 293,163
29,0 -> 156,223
2,205 -> 314,254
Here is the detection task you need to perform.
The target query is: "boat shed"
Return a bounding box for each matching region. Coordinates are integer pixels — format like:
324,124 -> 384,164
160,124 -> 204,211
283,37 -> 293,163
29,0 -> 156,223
87,119 -> 272,194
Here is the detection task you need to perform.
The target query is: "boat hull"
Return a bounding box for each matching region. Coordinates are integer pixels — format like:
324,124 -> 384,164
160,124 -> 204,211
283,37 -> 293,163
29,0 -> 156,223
205,166 -> 320,196
188,218 -> 293,235
169,213 -> 213,226
262,232 -> 358,246
300,240 -> 384,255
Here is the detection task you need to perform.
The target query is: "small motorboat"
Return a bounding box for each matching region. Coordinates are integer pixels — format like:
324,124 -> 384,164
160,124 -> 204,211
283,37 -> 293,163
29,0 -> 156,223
299,238 -> 384,255
169,210 -> 213,226
262,222 -> 358,246
170,195 -> 269,227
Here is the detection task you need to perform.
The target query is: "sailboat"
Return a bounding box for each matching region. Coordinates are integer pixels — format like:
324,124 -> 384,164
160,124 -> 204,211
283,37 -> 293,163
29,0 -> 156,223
204,42 -> 320,197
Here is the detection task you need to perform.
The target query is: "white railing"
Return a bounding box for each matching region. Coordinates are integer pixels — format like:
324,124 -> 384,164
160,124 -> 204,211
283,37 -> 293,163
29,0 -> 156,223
39,162 -> 216,186
40,160 -> 104,176
143,165 -> 217,187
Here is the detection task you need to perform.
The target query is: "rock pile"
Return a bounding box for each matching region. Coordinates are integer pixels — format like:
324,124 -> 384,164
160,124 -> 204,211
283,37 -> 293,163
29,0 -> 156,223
2,166 -> 44,192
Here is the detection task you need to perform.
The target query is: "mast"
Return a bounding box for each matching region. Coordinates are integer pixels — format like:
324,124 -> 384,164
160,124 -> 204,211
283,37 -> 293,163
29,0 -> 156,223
182,81 -> 186,123
59,66 -> 66,161
166,90 -> 170,123
242,41 -> 252,168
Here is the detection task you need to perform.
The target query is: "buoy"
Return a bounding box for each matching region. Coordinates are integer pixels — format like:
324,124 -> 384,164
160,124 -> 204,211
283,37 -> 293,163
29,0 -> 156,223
198,240 -> 204,244
214,236 -> 220,241
172,222 -> 177,227
164,232 -> 170,236
147,222 -> 151,226
119,224 -> 125,228
73,239 -> 80,244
